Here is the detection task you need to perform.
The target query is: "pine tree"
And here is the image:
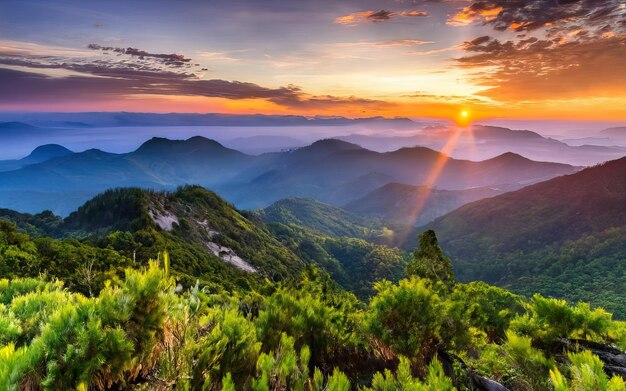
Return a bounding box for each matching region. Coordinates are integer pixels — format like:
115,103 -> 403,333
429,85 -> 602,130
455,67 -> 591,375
406,230 -> 455,289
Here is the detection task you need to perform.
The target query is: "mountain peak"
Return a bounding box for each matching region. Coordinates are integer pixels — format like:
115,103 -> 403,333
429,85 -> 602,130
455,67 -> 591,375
134,136 -> 227,154
22,144 -> 74,163
488,151 -> 532,163
309,138 -> 362,150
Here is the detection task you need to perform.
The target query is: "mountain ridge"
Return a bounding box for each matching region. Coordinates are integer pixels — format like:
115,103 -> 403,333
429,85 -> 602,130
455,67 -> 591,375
0,136 -> 580,215
425,156 -> 626,316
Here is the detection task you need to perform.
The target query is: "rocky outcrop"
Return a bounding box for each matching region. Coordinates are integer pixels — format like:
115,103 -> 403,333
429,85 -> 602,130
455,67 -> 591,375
557,338 -> 626,379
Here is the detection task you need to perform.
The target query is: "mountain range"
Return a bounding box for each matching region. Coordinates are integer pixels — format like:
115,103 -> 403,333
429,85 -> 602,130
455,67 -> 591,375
1,154 -> 624,314
1,114 -> 624,165
0,186 -> 408,297
254,159 -> 626,315
0,136 -> 578,216
336,125 -> 626,166
0,113 -> 420,129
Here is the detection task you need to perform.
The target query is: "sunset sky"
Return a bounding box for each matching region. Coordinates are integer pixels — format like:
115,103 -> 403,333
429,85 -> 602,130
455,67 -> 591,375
1,0 -> 625,120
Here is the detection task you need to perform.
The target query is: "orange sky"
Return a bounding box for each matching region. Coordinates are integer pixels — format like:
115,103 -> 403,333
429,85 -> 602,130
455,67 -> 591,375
0,0 -> 625,121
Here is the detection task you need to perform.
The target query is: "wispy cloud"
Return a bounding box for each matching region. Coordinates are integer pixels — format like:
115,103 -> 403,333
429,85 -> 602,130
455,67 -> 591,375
335,9 -> 428,26
0,40 -> 93,58
197,51 -> 242,62
335,39 -> 434,48
0,41 -> 392,111
406,44 -> 463,56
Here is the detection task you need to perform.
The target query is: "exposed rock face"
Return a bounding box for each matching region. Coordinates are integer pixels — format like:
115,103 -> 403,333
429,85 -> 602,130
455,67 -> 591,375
150,205 -> 257,273
206,242 -> 257,273
468,373 -> 510,391
148,209 -> 179,231
558,339 -> 626,380
197,219 -> 219,238
437,350 -> 510,391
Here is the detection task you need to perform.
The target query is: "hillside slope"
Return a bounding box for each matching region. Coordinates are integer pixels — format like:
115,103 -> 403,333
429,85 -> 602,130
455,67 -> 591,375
427,157 -> 626,316
255,197 -> 409,297
2,186 -> 305,290
255,197 -> 383,238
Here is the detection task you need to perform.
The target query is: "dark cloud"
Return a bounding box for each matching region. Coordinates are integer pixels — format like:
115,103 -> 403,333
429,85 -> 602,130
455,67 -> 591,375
336,9 -> 428,25
87,44 -> 193,67
450,0 -> 624,33
0,53 -> 389,110
368,10 -> 393,22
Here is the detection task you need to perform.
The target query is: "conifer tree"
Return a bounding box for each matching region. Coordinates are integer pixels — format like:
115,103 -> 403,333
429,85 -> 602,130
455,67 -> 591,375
406,230 -> 455,289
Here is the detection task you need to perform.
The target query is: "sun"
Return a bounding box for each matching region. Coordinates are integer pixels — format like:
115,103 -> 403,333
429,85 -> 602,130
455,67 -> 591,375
455,109 -> 471,127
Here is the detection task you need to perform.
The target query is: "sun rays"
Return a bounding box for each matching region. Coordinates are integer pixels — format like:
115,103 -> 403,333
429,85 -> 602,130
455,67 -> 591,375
397,121 -> 476,244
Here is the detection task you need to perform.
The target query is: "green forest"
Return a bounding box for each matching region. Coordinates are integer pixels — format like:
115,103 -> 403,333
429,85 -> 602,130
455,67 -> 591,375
1,213 -> 625,390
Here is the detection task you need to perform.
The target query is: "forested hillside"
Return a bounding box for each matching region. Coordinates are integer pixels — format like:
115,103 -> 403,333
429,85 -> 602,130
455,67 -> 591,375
255,197 -> 413,297
1,185 -> 625,390
0,186 -> 305,292
1,188 -> 409,298
428,158 -> 626,317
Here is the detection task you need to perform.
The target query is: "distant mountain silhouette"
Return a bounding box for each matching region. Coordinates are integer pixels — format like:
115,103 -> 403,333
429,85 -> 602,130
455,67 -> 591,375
0,144 -> 74,172
0,121 -> 38,130
336,125 -> 626,165
0,136 -> 578,215
21,144 -> 74,164
0,112 -> 419,129
600,127 -> 626,139
225,144 -> 577,209
221,135 -> 305,154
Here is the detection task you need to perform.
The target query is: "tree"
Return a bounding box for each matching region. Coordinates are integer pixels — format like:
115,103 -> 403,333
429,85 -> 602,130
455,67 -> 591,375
406,230 -> 455,289
366,278 -> 445,364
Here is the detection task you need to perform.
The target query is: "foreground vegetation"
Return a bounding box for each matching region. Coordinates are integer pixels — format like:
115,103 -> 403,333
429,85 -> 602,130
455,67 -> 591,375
1,227 -> 624,390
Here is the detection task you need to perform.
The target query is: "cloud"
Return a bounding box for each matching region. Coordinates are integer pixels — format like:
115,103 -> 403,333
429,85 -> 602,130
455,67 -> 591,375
449,0 -> 626,102
448,5 -> 502,27
398,10 -> 429,17
197,51 -> 242,62
0,39 -> 93,58
457,34 -> 626,101
376,39 -> 433,47
335,9 -> 428,25
87,44 -> 193,67
406,92 -> 489,104
0,42 -> 391,110
335,39 -> 434,48
448,0 -> 624,32
406,44 -> 464,56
